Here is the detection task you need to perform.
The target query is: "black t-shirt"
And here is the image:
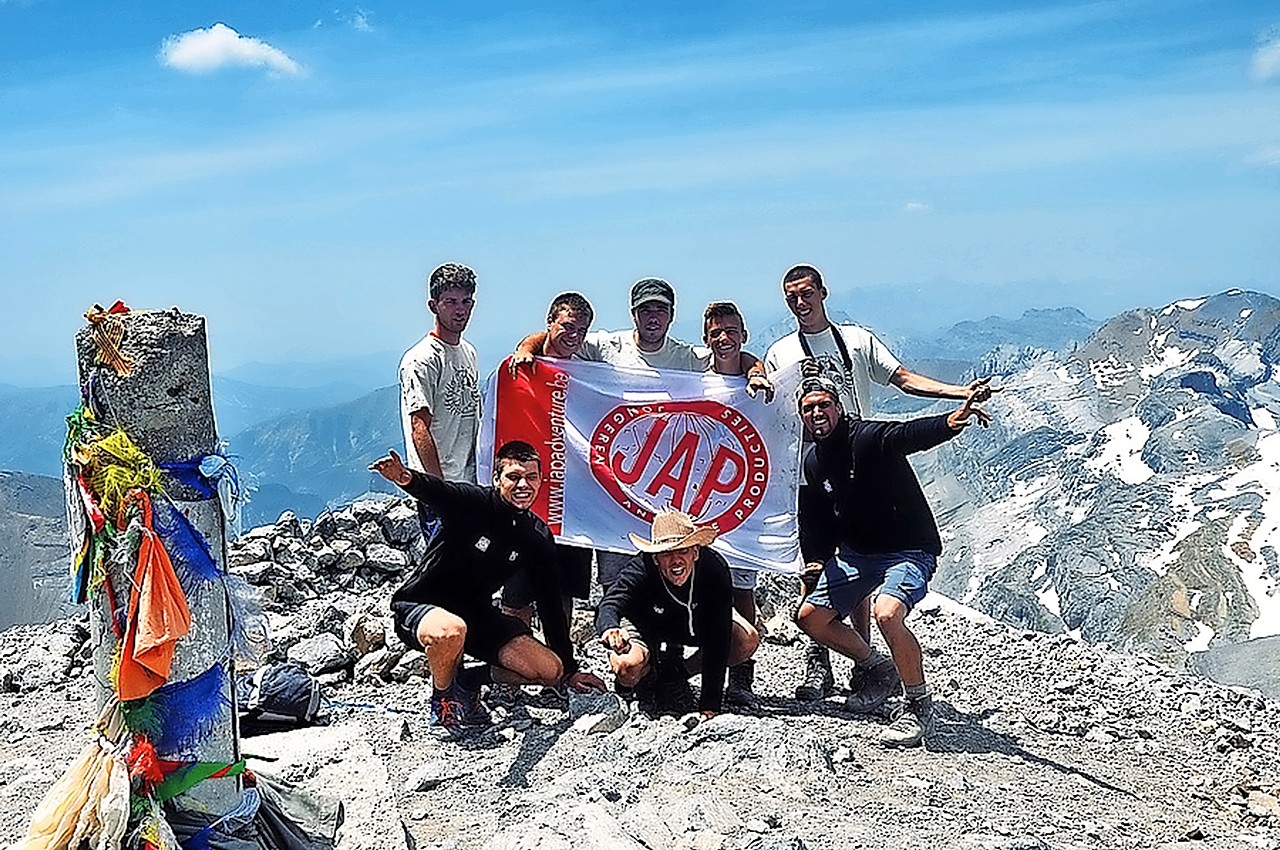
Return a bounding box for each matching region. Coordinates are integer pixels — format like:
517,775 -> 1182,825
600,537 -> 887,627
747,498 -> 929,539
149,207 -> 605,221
596,548 -> 733,712
391,471 -> 576,675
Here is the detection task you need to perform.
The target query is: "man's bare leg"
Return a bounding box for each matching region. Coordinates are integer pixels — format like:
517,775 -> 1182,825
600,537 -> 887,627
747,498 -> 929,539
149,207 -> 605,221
609,643 -> 651,689
797,602 -> 872,662
873,596 -> 923,687
732,588 -> 757,628
854,595 -> 872,643
729,614 -> 761,666
415,607 -> 468,691
494,635 -> 565,688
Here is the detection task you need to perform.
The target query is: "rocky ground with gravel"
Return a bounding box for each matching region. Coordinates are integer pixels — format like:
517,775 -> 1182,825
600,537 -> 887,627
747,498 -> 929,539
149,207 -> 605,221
3,497 -> 1279,850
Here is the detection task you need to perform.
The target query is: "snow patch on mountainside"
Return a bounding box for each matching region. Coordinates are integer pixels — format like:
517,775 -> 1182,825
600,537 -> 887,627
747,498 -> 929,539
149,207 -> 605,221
1086,417 -> 1153,484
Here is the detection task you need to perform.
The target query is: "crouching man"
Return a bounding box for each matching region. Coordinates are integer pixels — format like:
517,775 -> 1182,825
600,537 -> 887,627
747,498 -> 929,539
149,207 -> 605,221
369,441 -> 604,738
596,510 -> 760,722
794,365 -> 991,747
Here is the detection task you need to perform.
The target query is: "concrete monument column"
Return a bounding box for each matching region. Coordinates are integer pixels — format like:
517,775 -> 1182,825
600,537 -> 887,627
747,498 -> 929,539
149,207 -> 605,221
74,307 -> 240,813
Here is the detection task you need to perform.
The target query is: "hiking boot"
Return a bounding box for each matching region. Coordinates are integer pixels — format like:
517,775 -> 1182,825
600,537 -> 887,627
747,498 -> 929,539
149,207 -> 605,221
879,695 -> 934,748
638,652 -> 697,716
527,685 -> 568,709
845,657 -> 901,715
794,642 -> 835,701
725,660 -> 759,710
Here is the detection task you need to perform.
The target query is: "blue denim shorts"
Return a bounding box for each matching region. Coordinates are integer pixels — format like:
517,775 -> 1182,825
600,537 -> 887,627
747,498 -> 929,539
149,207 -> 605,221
805,549 -> 935,617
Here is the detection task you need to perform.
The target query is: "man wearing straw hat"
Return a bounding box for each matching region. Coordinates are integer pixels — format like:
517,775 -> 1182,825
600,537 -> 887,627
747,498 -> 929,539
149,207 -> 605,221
596,510 -> 760,721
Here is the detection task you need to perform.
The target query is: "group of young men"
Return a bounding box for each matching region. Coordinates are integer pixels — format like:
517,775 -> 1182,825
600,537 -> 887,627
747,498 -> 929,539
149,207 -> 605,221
371,262 -> 995,747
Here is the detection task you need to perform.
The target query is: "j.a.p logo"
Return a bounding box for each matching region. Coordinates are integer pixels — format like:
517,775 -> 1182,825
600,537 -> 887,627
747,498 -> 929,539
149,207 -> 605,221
589,400 -> 770,534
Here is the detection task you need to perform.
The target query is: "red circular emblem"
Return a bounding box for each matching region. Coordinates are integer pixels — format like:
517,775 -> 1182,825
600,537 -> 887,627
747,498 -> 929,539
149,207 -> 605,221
588,400 -> 770,534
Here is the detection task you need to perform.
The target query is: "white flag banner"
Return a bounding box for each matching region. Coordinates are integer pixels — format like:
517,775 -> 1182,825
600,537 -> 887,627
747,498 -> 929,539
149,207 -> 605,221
478,358 -> 803,574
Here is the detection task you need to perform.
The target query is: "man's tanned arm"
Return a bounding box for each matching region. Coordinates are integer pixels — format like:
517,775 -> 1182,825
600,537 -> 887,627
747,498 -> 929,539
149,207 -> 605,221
890,368 -> 997,403
409,410 -> 444,478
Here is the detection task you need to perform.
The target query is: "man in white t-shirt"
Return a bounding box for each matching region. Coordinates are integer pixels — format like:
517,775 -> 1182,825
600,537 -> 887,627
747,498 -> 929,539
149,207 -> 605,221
400,263 -> 482,535
765,263 -> 995,704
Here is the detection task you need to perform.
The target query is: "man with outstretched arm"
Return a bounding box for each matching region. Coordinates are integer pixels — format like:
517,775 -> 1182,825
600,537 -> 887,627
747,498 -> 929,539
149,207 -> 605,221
794,364 -> 991,747
765,262 -> 997,704
369,441 -> 604,738
596,510 -> 760,723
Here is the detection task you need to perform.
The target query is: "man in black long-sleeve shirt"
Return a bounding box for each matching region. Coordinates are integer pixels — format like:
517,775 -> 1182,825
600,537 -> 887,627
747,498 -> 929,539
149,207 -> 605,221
370,440 -> 603,738
795,367 -> 990,747
596,511 -> 760,721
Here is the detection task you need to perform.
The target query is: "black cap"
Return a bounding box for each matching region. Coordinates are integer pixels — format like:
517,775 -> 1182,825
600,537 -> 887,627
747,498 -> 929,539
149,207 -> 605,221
630,277 -> 675,310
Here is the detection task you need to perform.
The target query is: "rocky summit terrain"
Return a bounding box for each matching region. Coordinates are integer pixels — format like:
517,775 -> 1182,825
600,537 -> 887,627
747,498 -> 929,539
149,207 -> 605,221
3,497 -> 1280,850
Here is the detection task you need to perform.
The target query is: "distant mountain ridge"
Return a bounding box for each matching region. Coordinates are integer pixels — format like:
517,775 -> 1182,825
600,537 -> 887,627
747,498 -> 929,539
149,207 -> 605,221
0,470 -> 69,629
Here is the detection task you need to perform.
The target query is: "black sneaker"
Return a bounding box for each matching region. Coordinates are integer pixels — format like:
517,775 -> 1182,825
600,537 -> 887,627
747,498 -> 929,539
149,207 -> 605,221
794,642 -> 835,701
455,684 -> 493,727
725,660 -> 759,710
428,691 -> 469,739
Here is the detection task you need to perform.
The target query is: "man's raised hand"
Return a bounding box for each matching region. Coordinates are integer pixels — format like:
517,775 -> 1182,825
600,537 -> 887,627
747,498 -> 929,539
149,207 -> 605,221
947,396 -> 992,431
368,449 -> 413,485
966,376 -> 1001,404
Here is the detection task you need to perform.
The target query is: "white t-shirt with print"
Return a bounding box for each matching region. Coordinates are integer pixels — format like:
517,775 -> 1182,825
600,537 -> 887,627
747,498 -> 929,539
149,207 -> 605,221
579,329 -> 713,372
764,324 -> 902,419
399,334 -> 481,482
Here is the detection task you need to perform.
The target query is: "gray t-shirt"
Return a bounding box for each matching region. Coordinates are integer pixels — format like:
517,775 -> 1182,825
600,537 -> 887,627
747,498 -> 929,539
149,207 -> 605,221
399,333 -> 480,482
764,324 -> 901,419
580,329 -> 713,372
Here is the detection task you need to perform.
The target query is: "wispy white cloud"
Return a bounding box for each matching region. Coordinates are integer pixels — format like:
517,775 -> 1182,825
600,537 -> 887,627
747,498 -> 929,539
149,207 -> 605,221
1253,31 -> 1280,81
351,7 -> 374,33
904,202 -> 932,213
1246,145 -> 1280,166
159,23 -> 301,76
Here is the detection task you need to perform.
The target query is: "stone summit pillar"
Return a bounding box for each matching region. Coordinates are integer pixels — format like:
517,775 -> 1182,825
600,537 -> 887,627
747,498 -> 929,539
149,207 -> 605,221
75,307 -> 240,813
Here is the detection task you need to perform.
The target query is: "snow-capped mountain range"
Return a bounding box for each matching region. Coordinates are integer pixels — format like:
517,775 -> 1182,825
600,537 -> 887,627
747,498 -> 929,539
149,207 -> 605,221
922,289 -> 1280,665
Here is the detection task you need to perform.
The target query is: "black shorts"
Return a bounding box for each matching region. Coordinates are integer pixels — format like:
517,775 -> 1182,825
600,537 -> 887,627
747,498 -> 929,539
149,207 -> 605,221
500,544 -> 593,609
391,598 -> 532,666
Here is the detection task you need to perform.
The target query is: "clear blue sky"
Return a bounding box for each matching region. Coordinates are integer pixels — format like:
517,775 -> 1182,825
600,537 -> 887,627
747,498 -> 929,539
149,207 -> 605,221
2,1 -> 1278,385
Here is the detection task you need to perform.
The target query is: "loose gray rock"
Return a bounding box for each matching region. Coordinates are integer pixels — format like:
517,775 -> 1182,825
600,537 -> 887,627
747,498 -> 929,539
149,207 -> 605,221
381,503 -> 421,545
287,633 -> 350,674
365,543 -> 408,575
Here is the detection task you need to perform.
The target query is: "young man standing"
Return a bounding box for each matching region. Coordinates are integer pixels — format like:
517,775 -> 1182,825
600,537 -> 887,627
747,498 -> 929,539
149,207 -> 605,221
765,263 -> 996,703
702,301 -> 772,706
500,292 -> 597,628
794,366 -> 990,746
597,510 -> 760,723
370,441 -> 604,737
399,263 -> 482,537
